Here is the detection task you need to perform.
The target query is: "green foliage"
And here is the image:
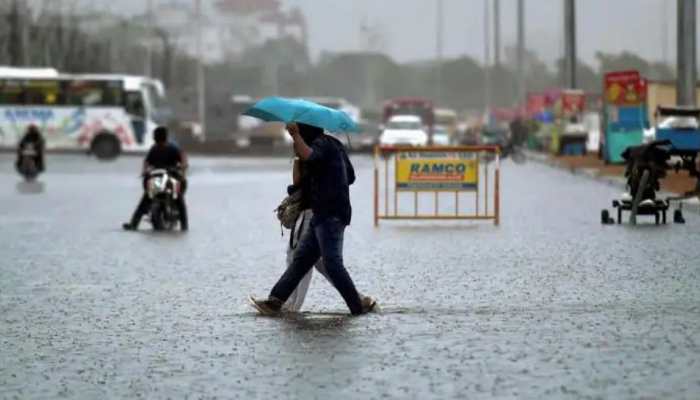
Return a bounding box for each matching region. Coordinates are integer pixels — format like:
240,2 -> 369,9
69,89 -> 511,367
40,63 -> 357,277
596,51 -> 674,81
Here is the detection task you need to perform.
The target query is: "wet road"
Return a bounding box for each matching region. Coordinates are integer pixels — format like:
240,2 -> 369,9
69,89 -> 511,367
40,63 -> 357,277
1,153 -> 699,399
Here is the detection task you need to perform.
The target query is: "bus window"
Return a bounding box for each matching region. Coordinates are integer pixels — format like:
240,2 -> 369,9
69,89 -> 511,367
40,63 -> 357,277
23,80 -> 61,105
103,80 -> 124,106
0,79 -> 24,104
64,80 -> 123,106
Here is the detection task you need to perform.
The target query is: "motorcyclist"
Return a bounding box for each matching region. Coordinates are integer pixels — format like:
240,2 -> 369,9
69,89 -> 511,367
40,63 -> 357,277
122,126 -> 189,231
16,125 -> 45,173
509,117 -> 528,147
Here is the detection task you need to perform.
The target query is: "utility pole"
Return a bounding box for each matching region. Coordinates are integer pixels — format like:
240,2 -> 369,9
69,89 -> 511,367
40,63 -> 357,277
494,0 -> 500,67
145,0 -> 154,77
662,1 -> 669,67
8,0 -> 27,66
517,0 -> 525,105
436,0 -> 444,105
195,0 -> 207,140
563,0 -> 577,89
677,0 -> 696,106
484,0 -> 491,112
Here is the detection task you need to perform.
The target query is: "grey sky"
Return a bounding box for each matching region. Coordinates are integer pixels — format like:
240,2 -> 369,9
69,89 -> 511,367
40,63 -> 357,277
84,0 -> 679,67
285,0 -> 676,67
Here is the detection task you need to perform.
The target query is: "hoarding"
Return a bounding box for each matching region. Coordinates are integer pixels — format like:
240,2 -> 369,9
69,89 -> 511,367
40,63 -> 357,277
604,70 -> 646,106
395,151 -> 478,191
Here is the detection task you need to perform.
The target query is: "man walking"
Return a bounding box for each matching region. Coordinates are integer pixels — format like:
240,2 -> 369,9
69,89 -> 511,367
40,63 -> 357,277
250,122 -> 375,315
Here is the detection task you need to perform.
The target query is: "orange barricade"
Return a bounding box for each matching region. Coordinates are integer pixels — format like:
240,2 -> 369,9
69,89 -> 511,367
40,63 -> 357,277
373,145 -> 500,226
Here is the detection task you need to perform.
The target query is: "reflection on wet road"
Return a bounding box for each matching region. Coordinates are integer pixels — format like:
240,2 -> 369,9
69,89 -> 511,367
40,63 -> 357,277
1,154 -> 698,399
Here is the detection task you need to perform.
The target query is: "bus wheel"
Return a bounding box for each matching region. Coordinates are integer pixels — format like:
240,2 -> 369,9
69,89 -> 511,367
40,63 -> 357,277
91,133 -> 121,160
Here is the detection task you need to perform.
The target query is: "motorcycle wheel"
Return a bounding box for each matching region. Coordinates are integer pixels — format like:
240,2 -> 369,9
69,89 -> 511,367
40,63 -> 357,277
151,203 -> 166,231
511,148 -> 527,164
162,204 -> 176,231
629,169 -> 650,225
20,158 -> 38,181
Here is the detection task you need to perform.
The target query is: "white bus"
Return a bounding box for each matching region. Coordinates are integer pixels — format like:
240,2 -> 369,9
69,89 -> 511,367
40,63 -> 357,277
0,67 -> 168,159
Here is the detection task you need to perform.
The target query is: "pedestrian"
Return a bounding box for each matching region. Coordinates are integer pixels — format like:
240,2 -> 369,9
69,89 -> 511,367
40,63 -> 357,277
281,156 -> 370,312
250,122 -> 375,315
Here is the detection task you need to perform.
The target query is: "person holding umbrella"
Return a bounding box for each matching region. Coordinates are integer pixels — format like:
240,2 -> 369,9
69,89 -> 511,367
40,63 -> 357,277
246,98 -> 376,315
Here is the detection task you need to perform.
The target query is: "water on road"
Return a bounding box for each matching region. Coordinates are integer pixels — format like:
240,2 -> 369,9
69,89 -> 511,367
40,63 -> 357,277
1,153 -> 698,399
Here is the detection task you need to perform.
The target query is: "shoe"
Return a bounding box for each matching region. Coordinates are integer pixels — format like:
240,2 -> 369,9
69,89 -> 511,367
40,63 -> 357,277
360,295 -> 377,314
122,222 -> 136,231
248,296 -> 283,316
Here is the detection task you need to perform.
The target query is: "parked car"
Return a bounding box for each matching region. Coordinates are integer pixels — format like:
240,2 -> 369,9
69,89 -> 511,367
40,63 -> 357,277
379,115 -> 428,147
432,125 -> 451,146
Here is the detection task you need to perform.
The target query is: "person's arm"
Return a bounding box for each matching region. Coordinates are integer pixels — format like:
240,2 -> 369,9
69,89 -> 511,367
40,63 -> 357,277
287,124 -> 313,160
179,150 -> 189,172
143,147 -> 154,175
142,160 -> 151,176
292,158 -> 302,186
344,151 -> 356,185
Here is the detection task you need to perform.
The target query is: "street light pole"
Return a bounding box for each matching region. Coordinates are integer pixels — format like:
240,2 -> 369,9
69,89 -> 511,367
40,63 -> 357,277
484,0 -> 491,112
517,0 -> 525,105
677,0 -> 697,106
564,0 -> 577,89
436,0 -> 444,105
494,0 -> 500,67
195,0 -> 206,140
145,0 -> 154,77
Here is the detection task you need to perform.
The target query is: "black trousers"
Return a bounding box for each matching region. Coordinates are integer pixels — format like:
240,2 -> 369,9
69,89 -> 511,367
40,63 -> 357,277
129,178 -> 188,229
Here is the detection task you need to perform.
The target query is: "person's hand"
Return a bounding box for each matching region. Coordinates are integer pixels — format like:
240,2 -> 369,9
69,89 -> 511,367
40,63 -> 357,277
286,123 -> 300,139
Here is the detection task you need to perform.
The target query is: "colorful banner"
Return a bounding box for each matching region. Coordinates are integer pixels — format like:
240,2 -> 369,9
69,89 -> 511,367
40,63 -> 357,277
0,106 -> 137,149
604,70 -> 646,106
396,151 -> 478,191
561,90 -> 586,115
526,93 -> 547,116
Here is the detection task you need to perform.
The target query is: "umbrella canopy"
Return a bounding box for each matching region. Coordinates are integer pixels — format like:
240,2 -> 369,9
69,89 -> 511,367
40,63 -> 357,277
243,97 -> 359,133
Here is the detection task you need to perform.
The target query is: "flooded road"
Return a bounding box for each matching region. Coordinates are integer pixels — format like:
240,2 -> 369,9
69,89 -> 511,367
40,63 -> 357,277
1,153 -> 698,399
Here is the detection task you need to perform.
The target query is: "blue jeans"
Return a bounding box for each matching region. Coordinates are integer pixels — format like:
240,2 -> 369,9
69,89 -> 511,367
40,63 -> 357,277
270,215 -> 363,315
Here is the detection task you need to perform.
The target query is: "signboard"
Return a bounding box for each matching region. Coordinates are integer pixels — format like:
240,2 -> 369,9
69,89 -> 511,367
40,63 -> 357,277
604,70 -> 646,106
561,89 -> 586,115
526,93 -> 547,116
395,151 -> 478,191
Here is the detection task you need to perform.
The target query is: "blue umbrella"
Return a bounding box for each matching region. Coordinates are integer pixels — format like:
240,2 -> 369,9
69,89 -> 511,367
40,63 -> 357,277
243,97 -> 359,133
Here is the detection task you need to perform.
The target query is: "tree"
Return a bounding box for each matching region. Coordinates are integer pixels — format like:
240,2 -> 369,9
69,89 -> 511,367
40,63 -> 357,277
555,58 -> 600,93
596,51 -> 672,80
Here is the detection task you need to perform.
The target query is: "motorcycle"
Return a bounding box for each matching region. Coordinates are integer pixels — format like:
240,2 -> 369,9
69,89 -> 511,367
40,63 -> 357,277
17,144 -> 40,181
145,168 -> 183,231
622,140 -> 671,203
480,128 -> 527,164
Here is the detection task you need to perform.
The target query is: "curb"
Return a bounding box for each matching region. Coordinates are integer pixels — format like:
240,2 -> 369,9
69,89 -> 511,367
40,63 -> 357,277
524,150 -> 700,214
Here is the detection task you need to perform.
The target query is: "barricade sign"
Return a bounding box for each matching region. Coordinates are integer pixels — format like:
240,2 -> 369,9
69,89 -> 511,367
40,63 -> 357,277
374,145 -> 500,226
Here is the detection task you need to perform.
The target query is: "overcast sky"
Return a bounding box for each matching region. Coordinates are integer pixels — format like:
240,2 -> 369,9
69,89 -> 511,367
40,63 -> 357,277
284,0 -> 676,67
83,0 -> 680,67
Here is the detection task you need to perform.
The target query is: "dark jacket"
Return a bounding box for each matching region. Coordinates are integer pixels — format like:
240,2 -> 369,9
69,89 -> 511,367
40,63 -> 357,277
304,135 -> 355,225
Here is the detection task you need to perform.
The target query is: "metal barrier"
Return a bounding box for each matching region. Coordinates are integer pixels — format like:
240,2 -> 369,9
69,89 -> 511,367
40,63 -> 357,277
373,145 -> 500,226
